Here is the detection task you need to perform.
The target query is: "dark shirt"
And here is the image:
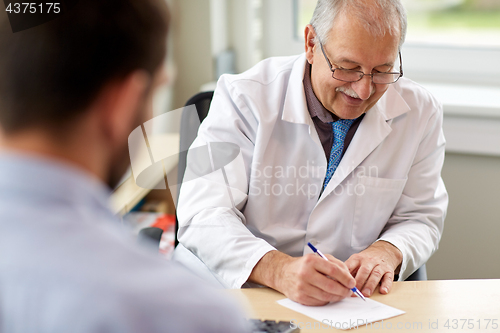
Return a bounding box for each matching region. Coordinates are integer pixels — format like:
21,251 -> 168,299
303,61 -> 364,162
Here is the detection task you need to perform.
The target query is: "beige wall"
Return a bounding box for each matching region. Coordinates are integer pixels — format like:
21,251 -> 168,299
170,0 -> 213,110
427,153 -> 500,279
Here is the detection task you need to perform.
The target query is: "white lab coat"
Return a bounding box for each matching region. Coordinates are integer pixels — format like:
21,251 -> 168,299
175,54 -> 448,288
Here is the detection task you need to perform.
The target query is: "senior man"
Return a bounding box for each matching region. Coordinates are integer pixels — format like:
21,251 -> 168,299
175,0 -> 448,306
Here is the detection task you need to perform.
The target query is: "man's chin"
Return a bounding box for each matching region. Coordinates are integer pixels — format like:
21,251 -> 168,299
332,107 -> 367,120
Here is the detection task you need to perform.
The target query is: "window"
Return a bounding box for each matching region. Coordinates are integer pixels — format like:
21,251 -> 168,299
291,0 -> 500,86
296,0 -> 500,48
295,0 -> 317,39
404,0 -> 500,48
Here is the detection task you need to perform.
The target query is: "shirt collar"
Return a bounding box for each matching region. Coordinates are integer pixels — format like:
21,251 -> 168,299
303,61 -> 338,124
0,151 -> 113,218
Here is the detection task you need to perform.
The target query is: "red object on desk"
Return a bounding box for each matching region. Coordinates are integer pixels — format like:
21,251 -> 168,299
151,214 -> 176,258
151,214 -> 175,231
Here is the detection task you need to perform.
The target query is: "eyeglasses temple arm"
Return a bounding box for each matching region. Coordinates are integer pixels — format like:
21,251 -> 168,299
319,43 -> 334,72
399,51 -> 403,77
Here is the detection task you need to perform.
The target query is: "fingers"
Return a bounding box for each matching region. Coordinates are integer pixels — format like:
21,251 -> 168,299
349,261 -> 394,297
290,279 -> 351,306
352,263 -> 374,295
318,254 -> 356,290
281,254 -> 354,306
295,294 -> 329,306
379,272 -> 394,294
286,280 -> 330,306
345,255 -> 362,284
346,244 -> 401,298
292,289 -> 347,306
307,269 -> 353,299
359,265 -> 386,296
280,250 -> 399,306
361,267 -> 394,296
344,255 -> 359,274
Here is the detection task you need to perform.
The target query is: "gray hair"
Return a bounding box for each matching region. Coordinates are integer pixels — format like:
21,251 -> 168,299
310,0 -> 407,51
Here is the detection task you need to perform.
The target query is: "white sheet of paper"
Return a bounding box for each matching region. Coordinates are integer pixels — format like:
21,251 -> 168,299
277,297 -> 405,330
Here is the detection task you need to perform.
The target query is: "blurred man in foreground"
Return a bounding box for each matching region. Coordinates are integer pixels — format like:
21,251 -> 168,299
0,1 -> 247,332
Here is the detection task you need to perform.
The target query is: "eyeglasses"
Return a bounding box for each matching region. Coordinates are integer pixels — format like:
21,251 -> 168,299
319,43 -> 403,85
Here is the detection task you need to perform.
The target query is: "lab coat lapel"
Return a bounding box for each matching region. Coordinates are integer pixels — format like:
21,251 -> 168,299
317,84 -> 411,203
281,55 -> 322,148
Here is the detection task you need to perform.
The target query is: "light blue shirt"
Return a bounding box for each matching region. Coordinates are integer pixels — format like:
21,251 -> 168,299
0,152 -> 248,333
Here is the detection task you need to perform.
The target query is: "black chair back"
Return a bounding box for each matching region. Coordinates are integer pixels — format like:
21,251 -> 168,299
175,91 -> 214,246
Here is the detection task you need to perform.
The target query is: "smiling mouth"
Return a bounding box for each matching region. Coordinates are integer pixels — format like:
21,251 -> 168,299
340,91 -> 364,106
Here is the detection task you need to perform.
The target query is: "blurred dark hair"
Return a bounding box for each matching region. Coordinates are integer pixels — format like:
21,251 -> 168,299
0,0 -> 169,133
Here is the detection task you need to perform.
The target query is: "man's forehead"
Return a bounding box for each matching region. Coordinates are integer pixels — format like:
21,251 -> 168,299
331,5 -> 402,39
324,14 -> 400,67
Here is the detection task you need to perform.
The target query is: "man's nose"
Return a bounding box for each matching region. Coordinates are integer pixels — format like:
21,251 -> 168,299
352,76 -> 374,100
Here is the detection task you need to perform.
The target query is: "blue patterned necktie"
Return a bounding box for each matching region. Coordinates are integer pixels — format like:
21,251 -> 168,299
323,118 -> 355,190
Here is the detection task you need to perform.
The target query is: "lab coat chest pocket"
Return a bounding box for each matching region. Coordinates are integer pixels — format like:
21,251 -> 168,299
351,176 -> 407,249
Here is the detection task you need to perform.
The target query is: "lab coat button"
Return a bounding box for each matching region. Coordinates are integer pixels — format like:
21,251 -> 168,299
309,239 -> 318,246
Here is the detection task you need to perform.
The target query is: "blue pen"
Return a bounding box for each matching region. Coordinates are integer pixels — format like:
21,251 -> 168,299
307,242 -> 366,301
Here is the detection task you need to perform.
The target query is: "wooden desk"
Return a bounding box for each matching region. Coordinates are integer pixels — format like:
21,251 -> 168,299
228,280 -> 500,332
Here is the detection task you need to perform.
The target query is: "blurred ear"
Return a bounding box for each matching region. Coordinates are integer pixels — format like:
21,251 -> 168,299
98,70 -> 150,146
304,24 -> 317,64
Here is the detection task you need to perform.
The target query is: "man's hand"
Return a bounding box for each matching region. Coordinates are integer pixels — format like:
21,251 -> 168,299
249,250 -> 356,306
345,241 -> 403,297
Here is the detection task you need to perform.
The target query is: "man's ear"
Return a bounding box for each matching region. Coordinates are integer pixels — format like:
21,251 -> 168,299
99,71 -> 150,146
304,24 -> 317,64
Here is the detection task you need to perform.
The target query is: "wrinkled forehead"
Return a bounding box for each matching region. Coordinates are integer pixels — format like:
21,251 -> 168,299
326,11 -> 401,63
332,4 -> 402,50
